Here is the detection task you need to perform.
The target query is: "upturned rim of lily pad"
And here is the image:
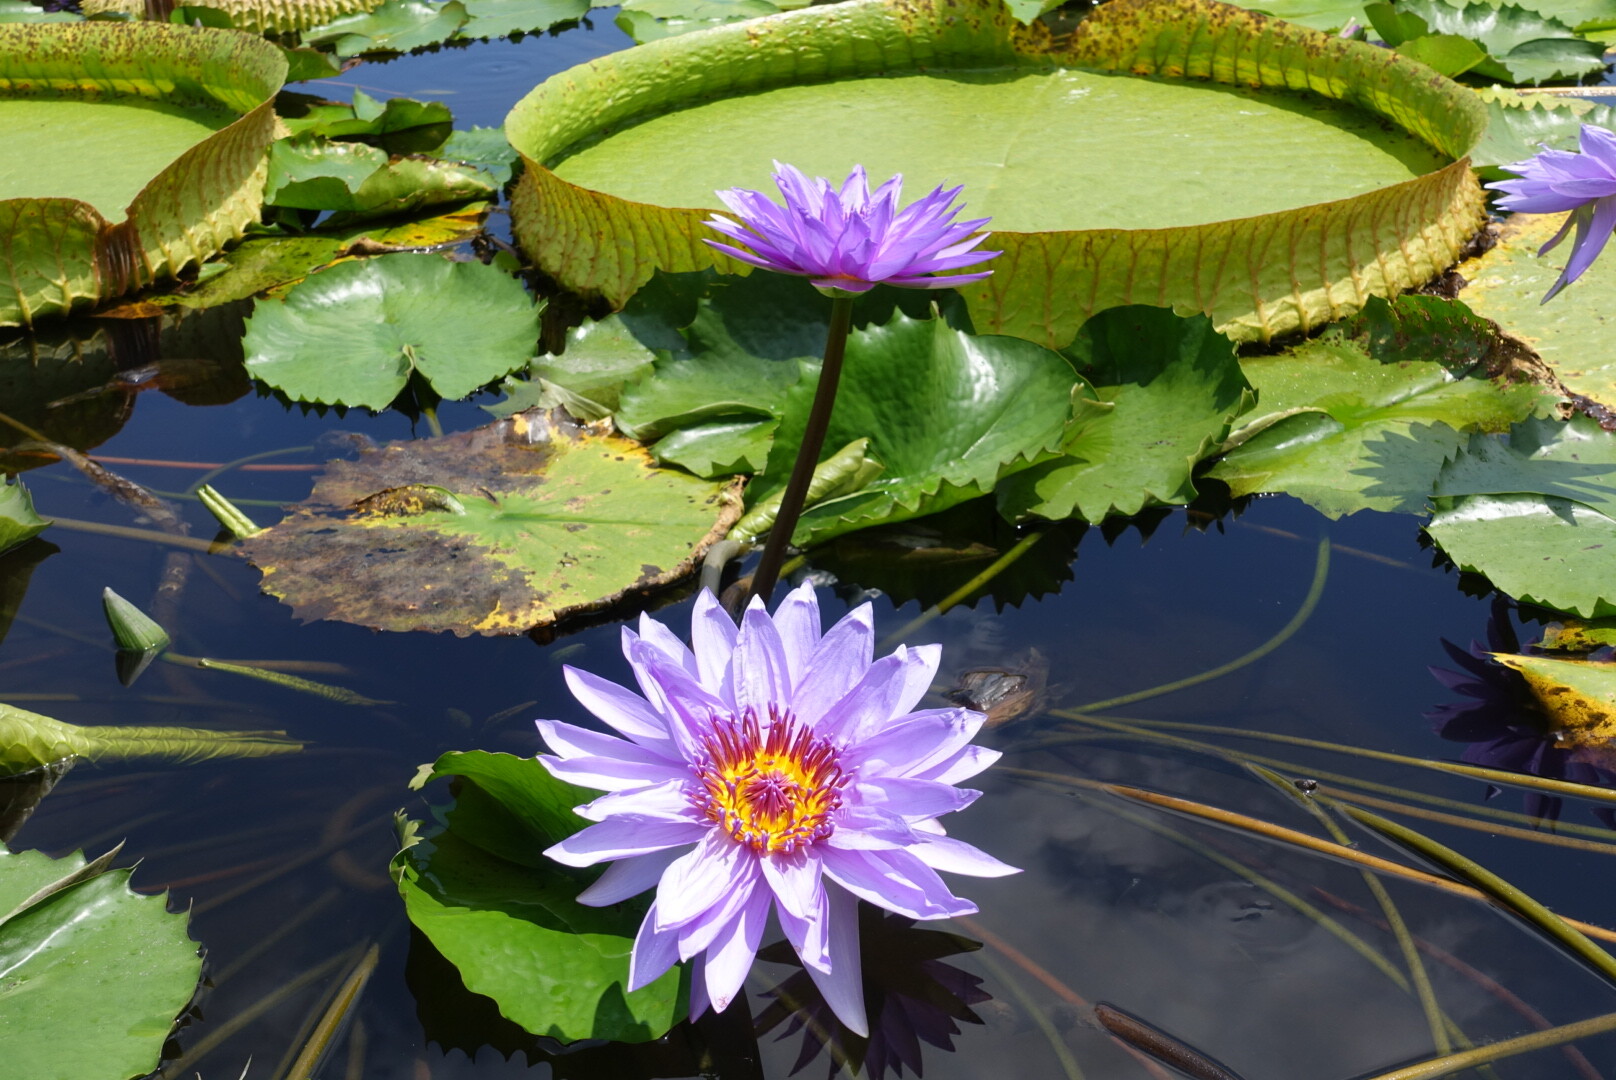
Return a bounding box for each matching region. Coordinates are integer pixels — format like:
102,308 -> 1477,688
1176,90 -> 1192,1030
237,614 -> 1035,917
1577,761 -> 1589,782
504,0 -> 1487,346
0,22 -> 287,326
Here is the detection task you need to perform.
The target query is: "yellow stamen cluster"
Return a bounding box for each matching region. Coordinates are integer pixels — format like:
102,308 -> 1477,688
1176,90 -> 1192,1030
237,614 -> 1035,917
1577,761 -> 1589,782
693,708 -> 845,854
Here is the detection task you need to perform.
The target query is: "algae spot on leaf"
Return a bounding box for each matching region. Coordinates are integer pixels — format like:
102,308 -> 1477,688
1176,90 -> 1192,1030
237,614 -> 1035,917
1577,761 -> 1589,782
242,252 -> 540,409
240,408 -> 744,635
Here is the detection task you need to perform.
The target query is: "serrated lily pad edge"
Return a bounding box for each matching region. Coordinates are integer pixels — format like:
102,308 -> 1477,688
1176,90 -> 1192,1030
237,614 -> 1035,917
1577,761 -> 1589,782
0,22 -> 288,327
505,0 -> 1486,346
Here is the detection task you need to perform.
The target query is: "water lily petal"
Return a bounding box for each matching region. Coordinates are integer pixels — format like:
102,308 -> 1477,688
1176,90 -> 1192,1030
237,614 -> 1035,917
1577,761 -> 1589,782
628,901 -> 682,991
732,598 -> 792,714
821,845 -> 978,920
800,884 -> 868,1037
910,834 -> 1021,878
690,588 -> 739,695
577,777 -> 701,823
703,887 -> 771,1014
562,666 -> 672,746
771,581 -> 822,688
577,846 -> 685,905
760,848 -> 825,922
656,831 -> 754,929
547,817 -> 708,867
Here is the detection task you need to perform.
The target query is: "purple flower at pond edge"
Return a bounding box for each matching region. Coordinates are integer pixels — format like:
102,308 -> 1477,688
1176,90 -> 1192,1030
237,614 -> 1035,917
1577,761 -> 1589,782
536,583 -> 1019,1036
703,162 -> 1001,295
1487,124 -> 1616,303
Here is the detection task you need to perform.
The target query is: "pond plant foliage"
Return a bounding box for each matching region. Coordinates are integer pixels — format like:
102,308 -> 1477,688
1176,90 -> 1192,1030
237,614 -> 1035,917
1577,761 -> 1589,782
0,22 -> 287,326
505,0 -> 1487,346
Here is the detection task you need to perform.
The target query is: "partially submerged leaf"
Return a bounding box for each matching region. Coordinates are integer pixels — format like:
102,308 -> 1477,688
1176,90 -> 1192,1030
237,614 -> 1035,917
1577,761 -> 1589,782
265,136 -> 497,220
278,89 -> 453,154
1366,0 -> 1606,84
459,0 -> 588,38
242,253 -> 540,409
1491,652 -> 1616,747
0,843 -> 202,1080
395,750 -> 683,1042
0,480 -> 48,556
240,408 -> 745,635
1472,95 -> 1616,177
0,701 -> 301,775
303,0 -> 470,56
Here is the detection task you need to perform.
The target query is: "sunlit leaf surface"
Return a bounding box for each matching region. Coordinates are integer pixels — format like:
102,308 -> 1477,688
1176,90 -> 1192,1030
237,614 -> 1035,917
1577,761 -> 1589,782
0,843 -> 202,1080
241,408 -> 743,635
1491,652 -> 1616,751
242,253 -> 539,408
0,480 -> 48,556
396,751 -> 684,1042
507,0 -> 1486,345
1210,297 -> 1543,518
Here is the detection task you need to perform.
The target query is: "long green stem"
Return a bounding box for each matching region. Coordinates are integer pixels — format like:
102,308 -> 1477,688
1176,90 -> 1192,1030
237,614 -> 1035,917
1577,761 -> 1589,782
1359,1009 -> 1616,1080
746,296 -> 854,607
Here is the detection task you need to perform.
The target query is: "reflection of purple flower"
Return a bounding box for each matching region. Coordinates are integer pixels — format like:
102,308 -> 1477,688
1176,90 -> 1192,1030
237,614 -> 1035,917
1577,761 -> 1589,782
755,906 -> 989,1080
1487,124 -> 1616,303
1427,601 -> 1616,826
538,584 -> 1018,1036
703,162 -> 1000,295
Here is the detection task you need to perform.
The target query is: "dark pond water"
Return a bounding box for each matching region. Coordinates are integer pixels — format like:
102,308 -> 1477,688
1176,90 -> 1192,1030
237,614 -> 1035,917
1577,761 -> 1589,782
4,18 -> 1616,1080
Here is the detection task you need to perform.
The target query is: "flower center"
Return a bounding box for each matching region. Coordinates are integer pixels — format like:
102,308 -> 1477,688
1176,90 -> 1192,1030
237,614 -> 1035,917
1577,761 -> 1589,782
692,708 -> 845,854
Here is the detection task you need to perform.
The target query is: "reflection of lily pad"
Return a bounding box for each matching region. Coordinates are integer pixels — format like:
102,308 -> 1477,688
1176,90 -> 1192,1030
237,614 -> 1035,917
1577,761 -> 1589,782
241,408 -> 744,635
1,842 -> 203,1080
0,23 -> 286,325
507,0 -> 1485,345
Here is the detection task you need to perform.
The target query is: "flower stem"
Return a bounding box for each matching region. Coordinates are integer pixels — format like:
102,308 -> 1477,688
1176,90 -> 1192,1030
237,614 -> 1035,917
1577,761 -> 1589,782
745,295 -> 854,607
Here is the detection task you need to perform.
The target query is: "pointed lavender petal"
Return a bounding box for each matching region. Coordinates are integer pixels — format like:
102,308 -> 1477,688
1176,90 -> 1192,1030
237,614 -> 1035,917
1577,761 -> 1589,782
577,846 -> 685,906
801,884 -> 868,1037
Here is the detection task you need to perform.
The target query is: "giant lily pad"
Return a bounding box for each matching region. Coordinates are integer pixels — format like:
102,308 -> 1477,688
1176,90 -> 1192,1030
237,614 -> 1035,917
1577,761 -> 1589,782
80,0 -> 384,34
506,0 -> 1486,346
240,408 -> 744,635
0,23 -> 286,326
0,842 -> 203,1079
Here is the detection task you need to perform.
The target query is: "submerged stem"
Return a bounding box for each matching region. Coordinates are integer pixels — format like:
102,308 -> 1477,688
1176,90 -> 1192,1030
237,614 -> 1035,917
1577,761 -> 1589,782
746,296 -> 855,608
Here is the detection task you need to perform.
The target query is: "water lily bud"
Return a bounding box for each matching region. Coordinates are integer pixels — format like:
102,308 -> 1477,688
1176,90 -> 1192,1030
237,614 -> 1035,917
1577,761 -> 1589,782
102,588 -> 171,654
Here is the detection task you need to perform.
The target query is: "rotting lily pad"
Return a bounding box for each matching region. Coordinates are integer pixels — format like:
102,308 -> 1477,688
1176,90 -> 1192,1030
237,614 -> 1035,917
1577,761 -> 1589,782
1490,652 -> 1616,749
0,23 -> 287,326
1456,212 -> 1616,411
241,408 -> 745,635
506,0 -> 1486,346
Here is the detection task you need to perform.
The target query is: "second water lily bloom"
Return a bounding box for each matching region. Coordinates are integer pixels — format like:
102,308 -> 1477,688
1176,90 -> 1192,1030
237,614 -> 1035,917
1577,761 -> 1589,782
703,161 -> 1000,295
536,583 -> 1018,1036
1488,124 -> 1616,303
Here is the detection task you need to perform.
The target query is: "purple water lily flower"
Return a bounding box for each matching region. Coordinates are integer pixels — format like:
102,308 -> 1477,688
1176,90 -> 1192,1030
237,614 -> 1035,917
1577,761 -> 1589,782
703,162 -> 1001,295
1488,124 -> 1616,303
537,583 -> 1018,1036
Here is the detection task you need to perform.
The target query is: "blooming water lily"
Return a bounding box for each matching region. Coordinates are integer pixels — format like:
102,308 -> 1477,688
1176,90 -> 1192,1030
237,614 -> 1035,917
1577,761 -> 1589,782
1488,123 -> 1616,303
703,161 -> 1000,296
537,583 -> 1018,1035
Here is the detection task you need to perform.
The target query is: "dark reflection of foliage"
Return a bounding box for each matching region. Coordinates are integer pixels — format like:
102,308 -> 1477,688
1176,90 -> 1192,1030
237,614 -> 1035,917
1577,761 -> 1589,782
0,303 -> 250,471
405,925 -> 706,1077
0,538 -> 56,649
753,907 -> 988,1080
0,760 -> 73,844
1427,597 -> 1616,827
810,498 -> 1084,611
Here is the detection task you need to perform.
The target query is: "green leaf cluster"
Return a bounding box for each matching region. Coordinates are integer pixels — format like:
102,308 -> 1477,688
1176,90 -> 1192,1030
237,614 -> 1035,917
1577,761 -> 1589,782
1365,0 -> 1606,83
395,751 -> 684,1042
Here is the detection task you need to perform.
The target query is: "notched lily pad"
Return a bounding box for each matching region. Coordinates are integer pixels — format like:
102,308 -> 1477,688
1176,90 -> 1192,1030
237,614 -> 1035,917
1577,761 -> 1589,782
241,408 -> 744,635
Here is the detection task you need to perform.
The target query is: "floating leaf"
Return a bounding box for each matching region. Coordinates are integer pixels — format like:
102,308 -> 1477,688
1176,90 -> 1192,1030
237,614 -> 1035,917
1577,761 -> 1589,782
0,23 -> 286,325
0,843 -> 202,1080
0,480 -> 48,556
1471,95 -> 1616,177
749,310 -> 1077,546
616,0 -> 791,42
1491,652 -> 1616,747
507,0 -> 1486,346
303,0 -> 469,56
240,408 -> 744,635
395,750 -> 684,1042
1209,297 -> 1543,518
83,0 -> 382,34
279,89 -> 453,154
0,701 -> 301,775
439,125 -> 521,186
1457,212 -> 1616,411
1365,0 -> 1606,85
460,0 -> 587,38
265,136 -> 497,220
243,253 -> 540,409
1427,414 -> 1616,616
997,307 -> 1251,523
